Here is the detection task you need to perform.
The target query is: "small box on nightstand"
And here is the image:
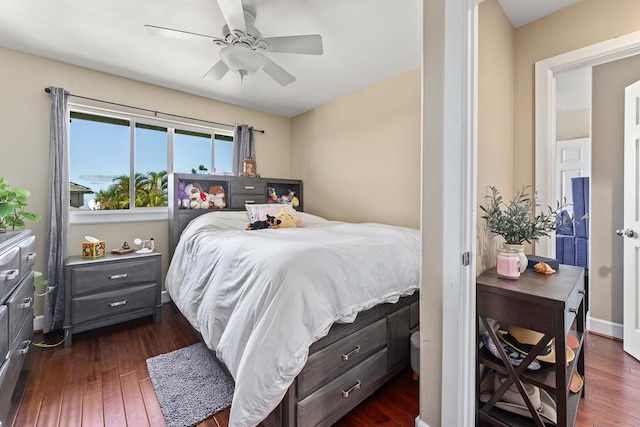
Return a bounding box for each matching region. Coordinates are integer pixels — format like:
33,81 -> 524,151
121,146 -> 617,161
81,240 -> 105,258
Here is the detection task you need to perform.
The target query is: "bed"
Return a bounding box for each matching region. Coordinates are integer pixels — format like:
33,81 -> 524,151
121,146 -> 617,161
165,209 -> 421,427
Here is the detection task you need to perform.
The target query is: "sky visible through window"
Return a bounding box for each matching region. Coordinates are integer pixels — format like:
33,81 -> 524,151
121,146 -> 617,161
70,116 -> 233,209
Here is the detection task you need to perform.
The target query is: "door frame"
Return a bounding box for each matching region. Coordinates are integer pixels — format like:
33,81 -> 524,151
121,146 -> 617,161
534,30 -> 640,258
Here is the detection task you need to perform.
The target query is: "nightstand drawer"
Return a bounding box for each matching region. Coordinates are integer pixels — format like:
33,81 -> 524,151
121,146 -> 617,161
0,246 -> 21,303
71,258 -> 158,295
71,283 -> 158,324
298,318 -> 386,398
6,273 -> 33,347
297,349 -> 387,427
230,179 -> 266,195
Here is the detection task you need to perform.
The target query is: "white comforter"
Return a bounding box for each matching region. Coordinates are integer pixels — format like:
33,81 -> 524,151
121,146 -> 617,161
165,212 -> 420,427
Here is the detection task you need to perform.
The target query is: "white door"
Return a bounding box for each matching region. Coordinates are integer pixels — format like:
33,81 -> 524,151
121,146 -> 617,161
622,80 -> 640,361
556,137 -> 591,216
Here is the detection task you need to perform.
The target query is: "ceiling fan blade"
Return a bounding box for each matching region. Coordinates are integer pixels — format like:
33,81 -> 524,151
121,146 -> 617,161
262,35 -> 323,55
203,60 -> 229,80
261,57 -> 296,86
216,0 -> 246,33
144,24 -> 223,43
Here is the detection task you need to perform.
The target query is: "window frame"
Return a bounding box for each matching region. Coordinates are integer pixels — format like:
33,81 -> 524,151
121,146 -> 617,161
68,104 -> 233,224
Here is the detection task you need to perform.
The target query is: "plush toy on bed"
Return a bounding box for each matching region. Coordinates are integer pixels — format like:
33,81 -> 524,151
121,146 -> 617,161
275,205 -> 302,228
246,214 -> 281,230
208,185 -> 226,209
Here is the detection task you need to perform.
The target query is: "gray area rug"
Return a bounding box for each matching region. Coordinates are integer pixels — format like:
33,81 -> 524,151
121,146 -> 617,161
147,342 -> 235,427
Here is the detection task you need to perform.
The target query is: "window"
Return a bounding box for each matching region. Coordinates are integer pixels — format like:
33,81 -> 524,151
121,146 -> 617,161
69,107 -> 233,220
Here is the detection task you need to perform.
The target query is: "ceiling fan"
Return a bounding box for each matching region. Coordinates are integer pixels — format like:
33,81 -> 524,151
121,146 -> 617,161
145,0 -> 323,86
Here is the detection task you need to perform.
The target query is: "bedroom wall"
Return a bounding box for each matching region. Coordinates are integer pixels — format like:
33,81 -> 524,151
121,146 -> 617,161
591,54 -> 640,325
512,0 -> 640,328
0,46 -> 292,317
290,68 -> 421,229
477,0 -> 515,274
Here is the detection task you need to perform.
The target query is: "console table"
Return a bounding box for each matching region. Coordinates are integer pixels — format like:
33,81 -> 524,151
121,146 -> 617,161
476,265 -> 585,427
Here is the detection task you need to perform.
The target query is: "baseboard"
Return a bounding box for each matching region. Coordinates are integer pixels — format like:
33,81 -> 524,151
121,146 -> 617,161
32,290 -> 173,333
415,416 -> 430,427
587,313 -> 623,340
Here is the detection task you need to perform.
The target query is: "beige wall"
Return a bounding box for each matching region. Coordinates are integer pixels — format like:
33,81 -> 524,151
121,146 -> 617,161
513,0 -> 640,326
591,55 -> 640,324
0,46 -> 292,316
290,68 -> 421,229
477,0 -> 515,273
556,109 -> 590,141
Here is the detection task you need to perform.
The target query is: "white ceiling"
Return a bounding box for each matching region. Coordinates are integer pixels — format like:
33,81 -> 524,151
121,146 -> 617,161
0,0 -> 582,118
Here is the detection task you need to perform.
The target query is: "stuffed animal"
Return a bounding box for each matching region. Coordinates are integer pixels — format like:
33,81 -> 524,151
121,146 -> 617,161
208,185 -> 226,209
178,181 -> 190,208
267,187 -> 278,204
184,183 -> 209,209
275,206 -> 302,228
287,189 -> 300,208
246,214 -> 281,230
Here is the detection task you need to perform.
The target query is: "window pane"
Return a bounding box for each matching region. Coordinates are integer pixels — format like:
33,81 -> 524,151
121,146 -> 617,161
69,112 -> 130,210
214,134 -> 233,175
135,123 -> 168,207
174,129 -> 212,174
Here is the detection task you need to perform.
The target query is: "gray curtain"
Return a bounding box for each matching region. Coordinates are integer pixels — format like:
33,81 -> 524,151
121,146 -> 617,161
233,124 -> 255,175
44,87 -> 70,333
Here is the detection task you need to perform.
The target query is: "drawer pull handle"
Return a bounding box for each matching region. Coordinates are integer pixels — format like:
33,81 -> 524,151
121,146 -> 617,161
18,340 -> 31,355
245,200 -> 255,204
20,297 -> 33,309
578,290 -> 585,295
342,345 -> 361,361
26,252 -> 36,261
0,269 -> 19,280
109,300 -> 128,308
109,273 -> 128,280
342,380 -> 361,398
569,308 -> 578,314
244,186 -> 255,190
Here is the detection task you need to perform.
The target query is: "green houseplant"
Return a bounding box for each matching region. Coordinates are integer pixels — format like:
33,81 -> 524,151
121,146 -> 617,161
0,176 -> 41,233
480,185 -> 574,272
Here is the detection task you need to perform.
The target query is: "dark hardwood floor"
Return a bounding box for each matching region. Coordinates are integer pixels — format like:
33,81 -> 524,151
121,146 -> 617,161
10,304 -> 640,426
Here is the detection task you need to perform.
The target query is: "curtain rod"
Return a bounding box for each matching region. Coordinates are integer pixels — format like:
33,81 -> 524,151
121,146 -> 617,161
43,87 -> 265,134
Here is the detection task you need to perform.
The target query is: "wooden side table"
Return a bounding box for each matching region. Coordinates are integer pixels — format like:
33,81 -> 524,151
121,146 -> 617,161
476,265 -> 585,427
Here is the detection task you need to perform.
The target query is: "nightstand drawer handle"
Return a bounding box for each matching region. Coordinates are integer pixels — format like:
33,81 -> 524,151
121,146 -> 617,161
569,307 -> 578,314
342,380 -> 361,398
342,345 -> 361,361
0,269 -> 18,280
109,273 -> 128,280
20,297 -> 33,309
18,340 -> 31,355
244,186 -> 255,190
109,300 -> 128,308
26,252 -> 36,261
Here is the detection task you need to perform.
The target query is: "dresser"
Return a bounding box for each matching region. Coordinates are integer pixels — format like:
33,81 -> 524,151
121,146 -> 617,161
476,265 -> 585,427
0,230 -> 35,427
63,251 -> 161,347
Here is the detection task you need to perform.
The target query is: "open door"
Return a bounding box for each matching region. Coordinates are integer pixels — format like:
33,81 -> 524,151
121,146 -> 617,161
622,80 -> 640,361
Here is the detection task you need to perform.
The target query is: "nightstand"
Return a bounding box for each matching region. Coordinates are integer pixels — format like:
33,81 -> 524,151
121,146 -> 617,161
63,251 -> 161,347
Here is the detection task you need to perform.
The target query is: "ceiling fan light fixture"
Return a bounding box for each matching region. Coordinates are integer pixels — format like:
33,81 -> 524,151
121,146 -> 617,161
219,45 -> 266,76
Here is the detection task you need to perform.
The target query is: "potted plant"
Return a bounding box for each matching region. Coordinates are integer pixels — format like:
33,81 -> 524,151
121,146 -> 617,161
479,185 -> 573,272
0,177 -> 41,233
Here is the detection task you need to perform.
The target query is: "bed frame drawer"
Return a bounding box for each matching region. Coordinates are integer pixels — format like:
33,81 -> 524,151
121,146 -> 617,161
298,318 -> 386,398
70,258 -> 158,296
230,179 -> 267,195
297,349 -> 388,427
71,283 -> 158,324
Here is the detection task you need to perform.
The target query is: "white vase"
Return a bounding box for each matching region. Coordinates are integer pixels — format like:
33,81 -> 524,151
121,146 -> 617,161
502,243 -> 527,273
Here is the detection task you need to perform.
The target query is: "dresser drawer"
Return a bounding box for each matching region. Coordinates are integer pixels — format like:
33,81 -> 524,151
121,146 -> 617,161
230,179 -> 266,195
71,258 -> 158,296
565,275 -> 585,334
1,314 -> 32,423
298,318 -> 386,398
0,246 -> 21,302
71,283 -> 158,324
297,349 -> 388,427
0,305 -> 7,361
7,273 -> 33,347
18,235 -> 36,276
0,357 -> 11,427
